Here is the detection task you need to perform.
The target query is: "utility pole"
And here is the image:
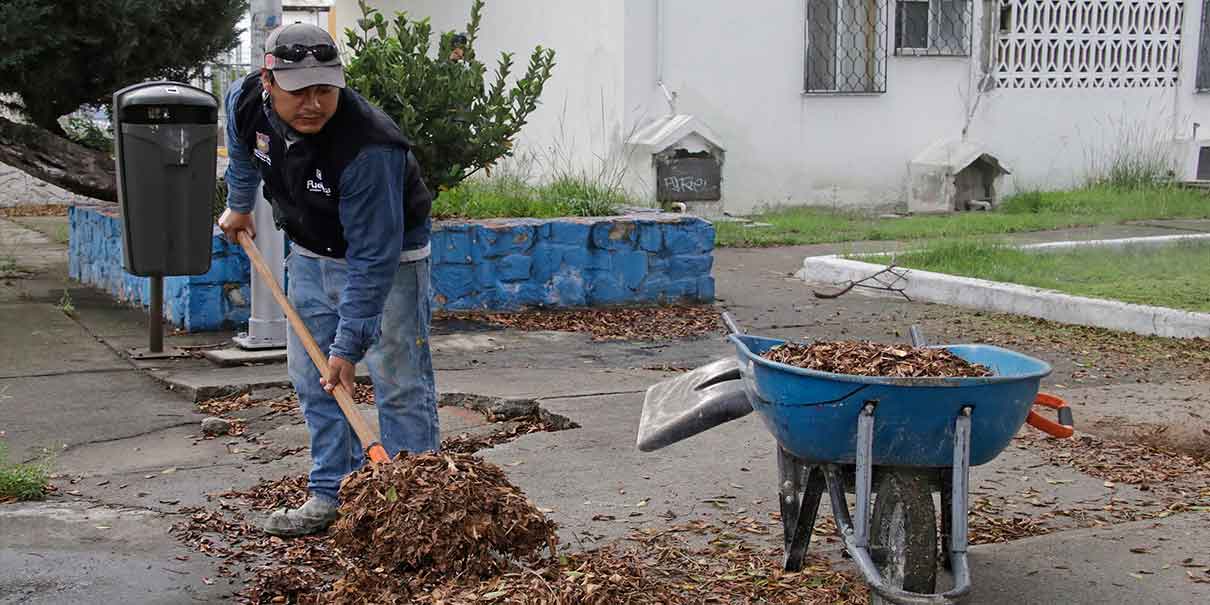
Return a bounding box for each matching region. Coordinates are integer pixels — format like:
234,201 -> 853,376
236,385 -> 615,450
234,0 -> 287,350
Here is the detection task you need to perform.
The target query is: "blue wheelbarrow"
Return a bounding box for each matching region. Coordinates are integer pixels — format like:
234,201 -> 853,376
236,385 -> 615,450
636,314 -> 1074,604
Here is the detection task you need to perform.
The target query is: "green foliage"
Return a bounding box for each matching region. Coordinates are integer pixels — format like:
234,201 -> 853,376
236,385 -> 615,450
0,442 -> 51,502
1082,113 -> 1178,190
0,0 -> 246,133
344,0 -> 556,195
433,175 -> 625,220
56,289 -> 75,316
61,107 -> 114,153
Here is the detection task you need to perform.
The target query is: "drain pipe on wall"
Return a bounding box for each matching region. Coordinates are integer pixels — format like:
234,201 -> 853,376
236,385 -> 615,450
656,0 -> 677,116
961,0 -> 996,139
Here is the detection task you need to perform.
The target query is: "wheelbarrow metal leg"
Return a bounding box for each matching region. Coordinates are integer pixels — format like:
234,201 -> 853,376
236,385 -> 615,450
778,448 -> 825,572
947,407 -> 974,596
950,407 -> 971,554
855,401 -> 875,548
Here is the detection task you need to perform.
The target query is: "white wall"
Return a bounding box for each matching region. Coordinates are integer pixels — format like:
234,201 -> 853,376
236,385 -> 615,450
342,1 -> 1210,213
625,0 -> 1210,212
335,0 -> 626,183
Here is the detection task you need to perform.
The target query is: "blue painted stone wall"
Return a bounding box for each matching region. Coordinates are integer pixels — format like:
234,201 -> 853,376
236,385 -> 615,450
429,215 -> 715,310
69,204 -> 251,331
69,205 -> 715,331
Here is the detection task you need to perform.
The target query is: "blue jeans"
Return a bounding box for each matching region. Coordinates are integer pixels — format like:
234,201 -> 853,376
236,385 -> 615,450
286,253 -> 440,504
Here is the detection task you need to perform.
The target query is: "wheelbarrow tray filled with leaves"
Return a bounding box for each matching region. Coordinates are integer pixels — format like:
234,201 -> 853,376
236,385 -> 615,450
733,333 -> 1050,468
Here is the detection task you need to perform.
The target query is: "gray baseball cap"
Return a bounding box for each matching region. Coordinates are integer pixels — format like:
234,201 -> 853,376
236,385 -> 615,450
264,23 -> 346,91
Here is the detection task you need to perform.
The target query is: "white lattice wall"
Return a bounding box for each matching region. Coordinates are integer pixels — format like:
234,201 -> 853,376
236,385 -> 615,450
995,0 -> 1184,88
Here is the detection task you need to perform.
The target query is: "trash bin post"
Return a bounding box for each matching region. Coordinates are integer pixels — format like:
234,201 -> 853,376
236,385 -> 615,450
112,81 -> 219,360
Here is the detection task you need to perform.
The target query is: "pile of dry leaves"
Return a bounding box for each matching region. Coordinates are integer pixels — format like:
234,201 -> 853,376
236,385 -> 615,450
762,341 -> 993,378
436,304 -> 721,341
331,453 -> 558,576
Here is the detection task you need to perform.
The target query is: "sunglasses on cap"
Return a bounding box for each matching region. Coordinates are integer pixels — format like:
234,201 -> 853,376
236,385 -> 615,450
269,43 -> 339,63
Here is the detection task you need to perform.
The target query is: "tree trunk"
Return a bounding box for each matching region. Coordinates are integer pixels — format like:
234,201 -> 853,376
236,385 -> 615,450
0,116 -> 116,202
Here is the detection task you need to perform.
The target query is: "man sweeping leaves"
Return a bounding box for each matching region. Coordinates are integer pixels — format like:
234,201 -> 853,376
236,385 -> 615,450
218,23 -> 439,537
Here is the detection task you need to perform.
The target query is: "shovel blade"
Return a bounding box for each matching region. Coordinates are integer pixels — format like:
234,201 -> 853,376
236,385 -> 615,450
636,357 -> 754,452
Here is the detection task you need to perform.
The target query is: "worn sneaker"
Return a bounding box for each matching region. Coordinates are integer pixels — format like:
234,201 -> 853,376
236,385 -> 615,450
263,496 -> 340,537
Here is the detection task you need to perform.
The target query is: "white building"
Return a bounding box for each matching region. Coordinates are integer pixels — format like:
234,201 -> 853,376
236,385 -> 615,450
334,0 -> 1210,214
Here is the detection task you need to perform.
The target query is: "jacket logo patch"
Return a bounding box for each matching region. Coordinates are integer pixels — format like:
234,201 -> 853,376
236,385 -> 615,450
306,169 -> 332,196
254,132 -> 272,165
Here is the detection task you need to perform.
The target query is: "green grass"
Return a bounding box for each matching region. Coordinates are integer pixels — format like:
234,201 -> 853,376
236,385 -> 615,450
864,239 -> 1210,312
0,442 -> 51,502
433,175 -> 628,220
717,186 -> 1210,247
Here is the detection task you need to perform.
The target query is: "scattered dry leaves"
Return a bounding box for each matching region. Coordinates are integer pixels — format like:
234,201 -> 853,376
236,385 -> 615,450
442,414 -> 578,455
939,314 -> 1210,382
0,204 -> 69,217
436,305 -> 721,341
220,475 -> 309,511
1022,431 -> 1210,504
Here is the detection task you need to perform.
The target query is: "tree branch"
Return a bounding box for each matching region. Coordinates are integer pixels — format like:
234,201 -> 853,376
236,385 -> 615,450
0,116 -> 116,202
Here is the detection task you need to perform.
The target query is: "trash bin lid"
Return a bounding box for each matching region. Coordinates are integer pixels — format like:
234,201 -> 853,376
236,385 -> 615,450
115,81 -> 218,124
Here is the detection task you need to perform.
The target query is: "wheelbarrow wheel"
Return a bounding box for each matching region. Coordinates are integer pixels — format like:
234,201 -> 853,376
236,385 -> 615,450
869,470 -> 937,604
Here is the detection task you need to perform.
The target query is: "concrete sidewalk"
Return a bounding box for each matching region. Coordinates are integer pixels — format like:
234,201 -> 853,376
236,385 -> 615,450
2,214 -> 1208,604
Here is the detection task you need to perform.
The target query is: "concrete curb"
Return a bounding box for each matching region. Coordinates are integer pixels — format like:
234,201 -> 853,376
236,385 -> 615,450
797,255 -> 1210,339
842,233 -> 1210,259
1012,232 -> 1210,252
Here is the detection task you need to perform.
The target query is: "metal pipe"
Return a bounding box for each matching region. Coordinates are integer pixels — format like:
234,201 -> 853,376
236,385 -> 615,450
236,0 -> 288,350
721,312 -> 742,335
149,275 -> 163,353
655,0 -> 676,115
656,0 -> 665,84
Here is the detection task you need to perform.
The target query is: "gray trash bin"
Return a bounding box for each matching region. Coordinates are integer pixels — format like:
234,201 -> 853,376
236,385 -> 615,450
113,81 -> 218,277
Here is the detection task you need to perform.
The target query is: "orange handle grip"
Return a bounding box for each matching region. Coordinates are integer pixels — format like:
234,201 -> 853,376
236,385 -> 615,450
1027,392 -> 1074,438
366,443 -> 391,464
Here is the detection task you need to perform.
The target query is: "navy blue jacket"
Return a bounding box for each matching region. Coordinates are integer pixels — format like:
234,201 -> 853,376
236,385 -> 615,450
224,75 -> 430,363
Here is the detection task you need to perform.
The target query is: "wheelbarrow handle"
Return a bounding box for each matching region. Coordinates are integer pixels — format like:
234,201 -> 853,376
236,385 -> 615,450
1027,392 -> 1075,439
721,312 -> 743,335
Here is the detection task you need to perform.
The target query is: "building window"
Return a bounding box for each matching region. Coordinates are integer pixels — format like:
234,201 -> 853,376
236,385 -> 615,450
805,0 -> 889,94
1198,0 -> 1210,91
894,0 -> 971,56
996,0 -> 1183,89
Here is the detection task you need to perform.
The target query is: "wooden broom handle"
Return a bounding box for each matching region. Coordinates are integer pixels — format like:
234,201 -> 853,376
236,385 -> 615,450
237,231 -> 389,463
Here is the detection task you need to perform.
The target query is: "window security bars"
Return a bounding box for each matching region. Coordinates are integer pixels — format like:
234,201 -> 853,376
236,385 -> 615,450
806,0 -> 889,93
895,0 -> 972,55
